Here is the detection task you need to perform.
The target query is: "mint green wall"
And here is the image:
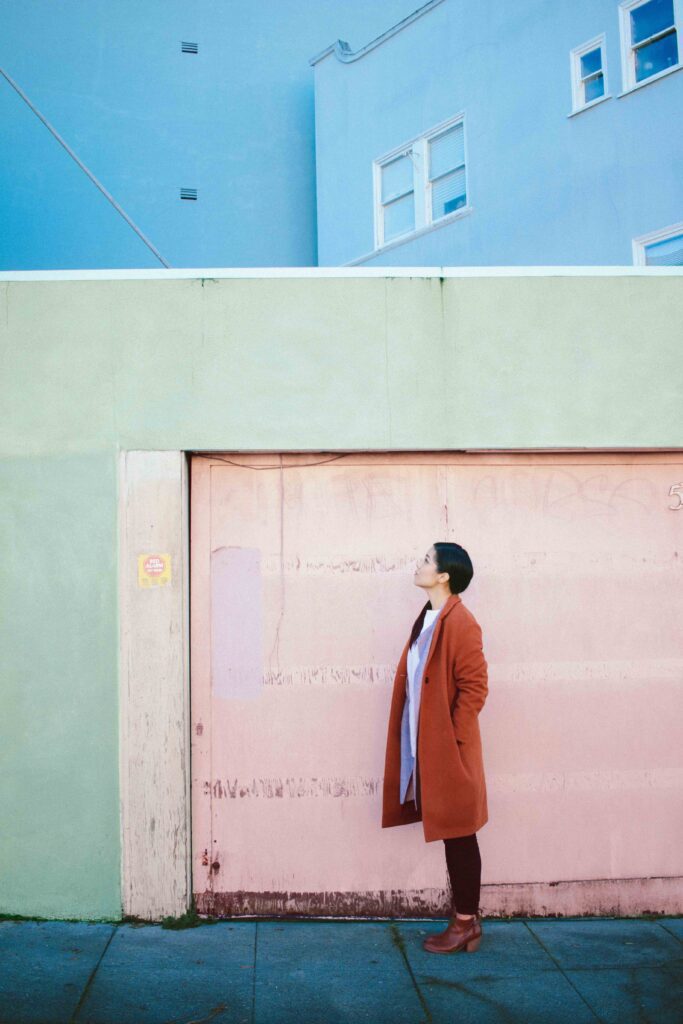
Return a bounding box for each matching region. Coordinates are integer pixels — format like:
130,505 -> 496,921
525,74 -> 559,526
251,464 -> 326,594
1,272 -> 680,920
0,452 -> 120,920
4,274 -> 682,456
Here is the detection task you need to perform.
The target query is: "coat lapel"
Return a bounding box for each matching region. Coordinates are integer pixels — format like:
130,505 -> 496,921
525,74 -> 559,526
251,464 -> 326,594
422,592 -> 461,674
394,592 -> 462,678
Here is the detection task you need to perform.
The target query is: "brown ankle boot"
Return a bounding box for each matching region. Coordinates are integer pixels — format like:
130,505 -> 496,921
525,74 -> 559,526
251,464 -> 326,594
422,911 -> 482,954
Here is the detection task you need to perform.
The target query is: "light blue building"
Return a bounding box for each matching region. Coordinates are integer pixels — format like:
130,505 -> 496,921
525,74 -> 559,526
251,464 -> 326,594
310,0 -> 683,266
0,0 -> 417,270
1,0 -> 681,270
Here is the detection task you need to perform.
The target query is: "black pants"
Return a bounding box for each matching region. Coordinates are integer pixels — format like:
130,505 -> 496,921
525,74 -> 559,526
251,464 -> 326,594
416,763 -> 482,915
443,834 -> 481,914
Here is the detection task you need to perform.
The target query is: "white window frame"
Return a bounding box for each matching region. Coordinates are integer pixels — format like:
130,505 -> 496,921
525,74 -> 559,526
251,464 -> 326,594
373,149 -> 419,248
632,219 -> 683,264
373,112 -> 470,252
424,118 -> 468,227
569,34 -> 610,114
618,0 -> 683,94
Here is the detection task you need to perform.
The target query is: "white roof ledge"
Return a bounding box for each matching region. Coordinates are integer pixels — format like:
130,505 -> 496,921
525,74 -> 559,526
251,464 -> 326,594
1,267 -> 682,282
308,0 -> 446,66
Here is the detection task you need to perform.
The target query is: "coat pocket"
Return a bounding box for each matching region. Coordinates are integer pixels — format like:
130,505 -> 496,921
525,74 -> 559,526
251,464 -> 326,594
449,692 -> 466,744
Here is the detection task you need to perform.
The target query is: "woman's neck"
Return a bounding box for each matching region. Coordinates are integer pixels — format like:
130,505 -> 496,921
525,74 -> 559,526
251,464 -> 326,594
427,592 -> 450,611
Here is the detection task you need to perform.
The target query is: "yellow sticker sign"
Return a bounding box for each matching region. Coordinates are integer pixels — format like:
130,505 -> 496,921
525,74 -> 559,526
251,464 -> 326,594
138,553 -> 172,588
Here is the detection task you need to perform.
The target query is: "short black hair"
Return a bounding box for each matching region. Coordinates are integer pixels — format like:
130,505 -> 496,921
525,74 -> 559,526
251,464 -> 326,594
407,542 -> 474,646
433,541 -> 474,595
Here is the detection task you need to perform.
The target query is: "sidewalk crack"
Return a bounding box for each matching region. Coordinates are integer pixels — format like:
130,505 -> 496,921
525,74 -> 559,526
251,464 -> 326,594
523,920 -> 606,1023
251,921 -> 258,1024
69,923 -> 118,1023
389,921 -> 433,1023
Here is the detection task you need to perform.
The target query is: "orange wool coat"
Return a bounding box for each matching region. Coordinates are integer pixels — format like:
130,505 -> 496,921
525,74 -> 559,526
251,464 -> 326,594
381,592 -> 489,842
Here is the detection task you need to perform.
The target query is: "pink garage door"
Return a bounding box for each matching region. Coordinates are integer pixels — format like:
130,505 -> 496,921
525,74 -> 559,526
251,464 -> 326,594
190,452 -> 682,918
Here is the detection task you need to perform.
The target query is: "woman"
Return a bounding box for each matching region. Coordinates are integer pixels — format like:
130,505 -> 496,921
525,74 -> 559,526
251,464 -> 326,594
381,542 -> 489,954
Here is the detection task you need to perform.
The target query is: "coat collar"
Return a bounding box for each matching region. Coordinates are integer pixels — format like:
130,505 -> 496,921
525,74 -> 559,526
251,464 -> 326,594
399,592 -> 462,671
421,592 -> 462,621
420,592 -> 462,672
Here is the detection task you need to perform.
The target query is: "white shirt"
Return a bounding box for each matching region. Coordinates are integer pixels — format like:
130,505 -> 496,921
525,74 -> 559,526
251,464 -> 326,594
406,607 -> 441,759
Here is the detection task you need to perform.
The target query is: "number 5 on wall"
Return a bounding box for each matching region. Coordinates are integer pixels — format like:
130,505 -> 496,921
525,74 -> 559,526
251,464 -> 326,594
668,483 -> 683,510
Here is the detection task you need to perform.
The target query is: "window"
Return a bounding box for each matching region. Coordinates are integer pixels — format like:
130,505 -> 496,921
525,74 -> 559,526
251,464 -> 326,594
570,36 -> 609,112
633,221 -> 683,264
427,122 -> 467,220
374,114 -> 469,250
619,0 -> 681,90
379,152 -> 416,243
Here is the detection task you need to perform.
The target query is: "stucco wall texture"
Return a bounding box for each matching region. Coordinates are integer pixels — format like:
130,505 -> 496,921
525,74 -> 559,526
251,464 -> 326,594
0,270 -> 681,919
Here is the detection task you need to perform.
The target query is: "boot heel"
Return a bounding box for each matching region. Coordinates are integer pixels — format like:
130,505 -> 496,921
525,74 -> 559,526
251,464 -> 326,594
465,935 -> 481,952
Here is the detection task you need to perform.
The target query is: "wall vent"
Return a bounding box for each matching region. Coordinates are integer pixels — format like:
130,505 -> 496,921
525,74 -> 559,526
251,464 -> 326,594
181,41 -> 198,53
180,188 -> 198,200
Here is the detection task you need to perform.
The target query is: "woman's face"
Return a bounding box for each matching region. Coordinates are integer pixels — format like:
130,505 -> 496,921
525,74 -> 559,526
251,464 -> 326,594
414,545 -> 442,587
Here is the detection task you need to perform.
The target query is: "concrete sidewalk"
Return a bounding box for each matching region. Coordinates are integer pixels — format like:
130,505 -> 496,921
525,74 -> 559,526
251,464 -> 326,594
0,916 -> 681,1024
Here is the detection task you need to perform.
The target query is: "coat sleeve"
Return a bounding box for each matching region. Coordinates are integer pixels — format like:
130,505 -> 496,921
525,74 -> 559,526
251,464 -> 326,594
451,616 -> 488,743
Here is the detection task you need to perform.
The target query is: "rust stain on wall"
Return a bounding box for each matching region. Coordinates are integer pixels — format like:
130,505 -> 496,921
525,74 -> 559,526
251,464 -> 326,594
193,875 -> 682,919
258,554 -> 433,574
194,889 -> 444,919
203,776 -> 382,799
263,665 -> 395,686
